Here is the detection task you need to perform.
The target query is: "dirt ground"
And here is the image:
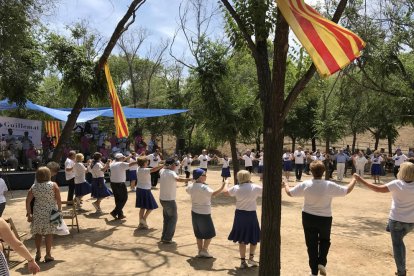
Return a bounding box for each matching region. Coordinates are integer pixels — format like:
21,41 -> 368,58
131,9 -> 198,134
6,168 -> 414,276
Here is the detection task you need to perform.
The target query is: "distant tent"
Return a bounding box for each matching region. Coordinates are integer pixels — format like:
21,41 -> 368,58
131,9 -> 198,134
0,99 -> 188,122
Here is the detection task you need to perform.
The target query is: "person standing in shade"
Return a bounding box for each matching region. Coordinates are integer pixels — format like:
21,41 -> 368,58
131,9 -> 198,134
64,151 -> 76,204
354,151 -> 368,177
159,158 -> 190,243
335,148 -> 349,182
186,168 -> 225,258
146,148 -> 163,188
240,150 -> 255,173
220,155 -> 231,182
294,146 -> 306,182
282,148 -> 293,182
89,152 -> 112,213
109,153 -> 133,220
223,170 -> 262,269
198,149 -> 212,172
181,153 -> 193,179
371,150 -> 384,184
354,162 -> 414,276
393,149 -> 408,178
136,157 -> 164,229
283,161 -> 356,276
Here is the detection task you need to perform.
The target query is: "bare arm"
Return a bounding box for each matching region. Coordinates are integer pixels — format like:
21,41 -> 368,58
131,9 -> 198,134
53,183 -> 62,211
0,218 -> 40,274
212,181 -> 226,197
150,165 -> 163,173
176,177 -> 191,183
25,189 -> 34,217
282,181 -> 293,197
346,178 -> 357,194
354,173 -> 390,193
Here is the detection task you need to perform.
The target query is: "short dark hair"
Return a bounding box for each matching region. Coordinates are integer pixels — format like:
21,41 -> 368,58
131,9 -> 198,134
137,157 -> 147,167
310,160 -> 325,178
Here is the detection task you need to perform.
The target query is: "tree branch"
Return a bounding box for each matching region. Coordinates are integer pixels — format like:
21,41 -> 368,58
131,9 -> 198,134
220,0 -> 258,59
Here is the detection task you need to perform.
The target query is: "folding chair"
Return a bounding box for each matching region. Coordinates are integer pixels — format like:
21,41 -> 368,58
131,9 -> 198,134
60,201 -> 79,233
2,217 -> 27,261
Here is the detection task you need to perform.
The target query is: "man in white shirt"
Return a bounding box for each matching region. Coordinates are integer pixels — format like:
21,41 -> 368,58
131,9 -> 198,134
65,151 -> 76,203
241,150 -> 255,173
109,153 -> 132,220
198,149 -> 212,172
159,158 -> 190,243
294,146 -> 306,181
354,151 -> 368,177
146,148 -> 163,188
393,149 -> 408,178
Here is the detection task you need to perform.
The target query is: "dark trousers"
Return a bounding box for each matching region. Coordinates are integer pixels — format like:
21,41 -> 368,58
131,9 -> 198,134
245,166 -> 253,173
66,177 -> 75,202
185,171 -> 190,178
150,171 -> 159,187
302,211 -> 332,275
160,200 -> 178,241
110,182 -> 128,217
0,202 -> 5,217
295,164 -> 304,180
394,166 -> 400,178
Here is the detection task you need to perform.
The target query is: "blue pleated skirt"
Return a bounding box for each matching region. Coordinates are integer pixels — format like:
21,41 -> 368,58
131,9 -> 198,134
371,163 -> 381,175
91,177 -> 113,198
75,181 -> 91,197
228,209 -> 260,245
283,160 -> 293,171
191,211 -> 216,239
135,188 -> 158,210
128,170 -> 137,181
221,167 -> 231,177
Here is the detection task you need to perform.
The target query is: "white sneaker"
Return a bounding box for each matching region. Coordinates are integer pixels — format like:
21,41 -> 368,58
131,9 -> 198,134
318,264 -> 327,275
240,261 -> 248,269
248,259 -> 259,267
199,249 -> 213,258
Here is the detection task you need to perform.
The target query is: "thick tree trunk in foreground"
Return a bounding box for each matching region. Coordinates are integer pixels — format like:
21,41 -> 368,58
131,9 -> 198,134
52,0 -> 146,162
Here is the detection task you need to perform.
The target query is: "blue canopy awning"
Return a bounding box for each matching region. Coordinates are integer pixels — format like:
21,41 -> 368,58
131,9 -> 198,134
0,99 -> 188,122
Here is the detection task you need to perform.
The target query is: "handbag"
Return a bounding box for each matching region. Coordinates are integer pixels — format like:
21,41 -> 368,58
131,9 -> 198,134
56,220 -> 70,236
50,209 -> 62,226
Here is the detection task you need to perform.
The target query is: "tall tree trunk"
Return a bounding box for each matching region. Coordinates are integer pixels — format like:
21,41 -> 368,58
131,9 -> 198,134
352,131 -> 357,152
259,10 -> 289,276
255,129 -> 261,151
229,136 -> 240,185
387,135 -> 393,154
375,134 -> 380,150
52,0 -> 147,162
311,137 -> 316,152
291,136 -> 296,153
325,138 -> 330,180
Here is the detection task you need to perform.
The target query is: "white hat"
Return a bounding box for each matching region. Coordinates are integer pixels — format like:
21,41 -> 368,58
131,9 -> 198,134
114,153 -> 125,159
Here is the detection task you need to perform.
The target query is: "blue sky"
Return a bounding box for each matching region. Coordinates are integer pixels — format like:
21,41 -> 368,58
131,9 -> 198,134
42,0 -> 224,60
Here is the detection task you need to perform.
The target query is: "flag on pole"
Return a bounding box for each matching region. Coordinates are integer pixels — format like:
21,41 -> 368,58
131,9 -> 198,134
276,0 -> 366,77
104,62 -> 129,138
44,121 -> 61,144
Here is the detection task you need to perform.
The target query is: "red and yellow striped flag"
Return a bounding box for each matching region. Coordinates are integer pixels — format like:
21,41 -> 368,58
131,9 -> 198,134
104,62 -> 129,138
44,121 -> 61,144
276,0 -> 366,77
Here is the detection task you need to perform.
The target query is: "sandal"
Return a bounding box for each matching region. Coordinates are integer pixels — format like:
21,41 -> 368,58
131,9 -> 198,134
44,255 -> 54,263
35,252 -> 41,262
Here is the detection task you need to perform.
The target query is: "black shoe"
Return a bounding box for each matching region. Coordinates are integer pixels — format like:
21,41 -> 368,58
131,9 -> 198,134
110,211 -> 117,219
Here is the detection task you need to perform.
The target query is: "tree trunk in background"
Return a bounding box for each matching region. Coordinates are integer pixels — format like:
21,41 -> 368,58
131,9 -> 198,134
388,135 -> 393,154
352,131 -> 357,153
325,138 -> 330,180
291,136 -> 296,152
52,0 -> 146,162
229,136 -> 240,184
375,134 -> 380,150
311,137 -> 316,152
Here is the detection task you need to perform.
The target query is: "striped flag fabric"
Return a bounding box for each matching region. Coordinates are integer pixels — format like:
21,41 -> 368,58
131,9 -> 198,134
276,0 -> 366,77
104,62 -> 129,138
44,121 -> 61,144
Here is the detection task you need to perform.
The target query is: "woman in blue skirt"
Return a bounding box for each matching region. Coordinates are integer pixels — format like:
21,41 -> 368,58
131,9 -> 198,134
186,169 -> 225,258
282,148 -> 293,182
136,157 -> 164,229
220,155 -> 231,182
73,153 -> 92,208
223,170 -> 262,268
370,150 -> 384,184
89,152 -> 112,213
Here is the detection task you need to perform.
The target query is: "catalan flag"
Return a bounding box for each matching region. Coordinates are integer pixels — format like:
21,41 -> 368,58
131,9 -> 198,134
104,62 -> 129,138
276,0 -> 366,77
44,121 -> 61,144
